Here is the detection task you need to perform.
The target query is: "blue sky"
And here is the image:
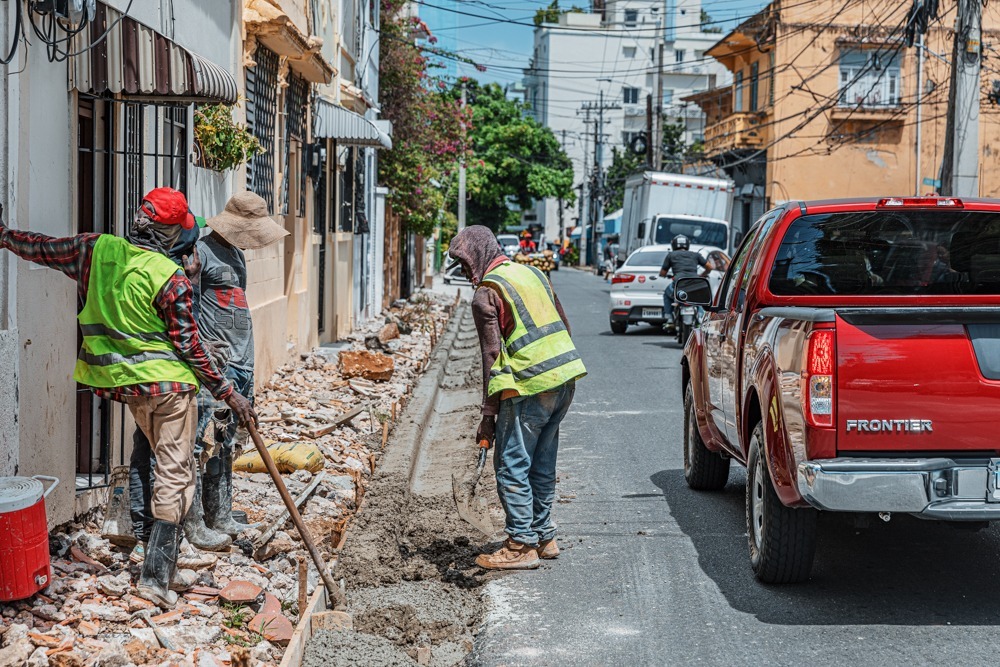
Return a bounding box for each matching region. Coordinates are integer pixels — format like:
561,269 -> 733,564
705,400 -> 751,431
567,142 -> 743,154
417,0 -> 770,88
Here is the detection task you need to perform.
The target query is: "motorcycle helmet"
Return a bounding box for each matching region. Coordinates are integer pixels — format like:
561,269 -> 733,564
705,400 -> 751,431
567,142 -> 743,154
671,234 -> 690,251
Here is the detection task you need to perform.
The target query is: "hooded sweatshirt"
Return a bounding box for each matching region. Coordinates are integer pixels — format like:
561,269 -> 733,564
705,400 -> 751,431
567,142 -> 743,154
449,226 -> 570,417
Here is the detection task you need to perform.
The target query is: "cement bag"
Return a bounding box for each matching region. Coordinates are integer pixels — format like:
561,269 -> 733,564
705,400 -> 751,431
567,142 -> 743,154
233,441 -> 325,474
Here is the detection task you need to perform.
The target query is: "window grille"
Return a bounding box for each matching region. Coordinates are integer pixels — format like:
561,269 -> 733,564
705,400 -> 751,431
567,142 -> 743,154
838,49 -> 901,108
749,62 -> 759,112
283,73 -> 309,216
75,95 -> 190,490
247,46 -> 279,211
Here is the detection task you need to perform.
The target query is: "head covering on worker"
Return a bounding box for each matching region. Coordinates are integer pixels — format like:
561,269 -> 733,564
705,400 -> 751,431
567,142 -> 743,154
129,187 -> 196,256
447,225 -> 506,286
206,191 -> 289,250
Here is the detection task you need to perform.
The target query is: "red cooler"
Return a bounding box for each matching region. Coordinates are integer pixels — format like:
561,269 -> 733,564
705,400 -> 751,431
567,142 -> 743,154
0,476 -> 59,602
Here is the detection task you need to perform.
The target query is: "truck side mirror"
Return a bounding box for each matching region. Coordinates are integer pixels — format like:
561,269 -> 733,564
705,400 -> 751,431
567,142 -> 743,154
674,277 -> 713,307
637,222 -> 646,239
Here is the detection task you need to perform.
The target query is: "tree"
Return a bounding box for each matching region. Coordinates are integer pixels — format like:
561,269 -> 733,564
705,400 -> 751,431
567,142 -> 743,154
378,0 -> 470,236
454,81 -> 575,231
533,0 -> 586,26
701,9 -> 722,33
604,147 -> 644,212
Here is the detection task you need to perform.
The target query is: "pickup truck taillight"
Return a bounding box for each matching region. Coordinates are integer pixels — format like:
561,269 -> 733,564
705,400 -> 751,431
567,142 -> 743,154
804,329 -> 835,428
612,273 -> 636,284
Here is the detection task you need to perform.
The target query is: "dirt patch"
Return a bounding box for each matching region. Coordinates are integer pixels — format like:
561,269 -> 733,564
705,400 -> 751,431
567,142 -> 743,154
303,629 -> 418,667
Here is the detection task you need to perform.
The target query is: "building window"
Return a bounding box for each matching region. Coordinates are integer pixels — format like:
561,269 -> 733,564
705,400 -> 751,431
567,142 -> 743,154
749,62 -> 759,111
734,70 -> 744,112
623,87 -> 640,105
622,130 -> 644,146
283,73 -> 309,217
246,45 -> 279,212
624,9 -> 638,27
663,89 -> 674,106
675,49 -> 685,63
624,46 -> 636,58
839,49 -> 901,108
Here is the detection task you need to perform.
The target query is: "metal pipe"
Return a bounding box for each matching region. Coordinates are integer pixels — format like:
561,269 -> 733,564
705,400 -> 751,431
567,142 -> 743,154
246,422 -> 345,609
915,32 -> 924,195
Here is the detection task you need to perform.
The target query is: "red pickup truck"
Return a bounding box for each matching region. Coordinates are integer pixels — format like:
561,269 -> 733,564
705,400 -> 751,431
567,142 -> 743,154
676,196 -> 1000,584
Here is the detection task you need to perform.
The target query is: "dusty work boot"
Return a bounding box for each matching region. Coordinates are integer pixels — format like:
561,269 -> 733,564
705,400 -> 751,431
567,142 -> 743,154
183,469 -> 232,552
169,568 -> 198,592
177,540 -> 219,570
537,538 -> 560,560
203,447 -> 249,537
475,538 -> 541,570
137,520 -> 181,609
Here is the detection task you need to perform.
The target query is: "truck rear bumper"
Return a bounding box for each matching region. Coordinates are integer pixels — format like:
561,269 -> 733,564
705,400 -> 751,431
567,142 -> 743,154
797,458 -> 1000,520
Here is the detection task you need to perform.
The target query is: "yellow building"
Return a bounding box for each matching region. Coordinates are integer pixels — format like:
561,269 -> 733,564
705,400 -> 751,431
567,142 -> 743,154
686,0 -> 1000,240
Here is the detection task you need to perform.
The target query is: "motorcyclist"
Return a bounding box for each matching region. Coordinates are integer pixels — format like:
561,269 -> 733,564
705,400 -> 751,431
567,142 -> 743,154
659,235 -> 712,326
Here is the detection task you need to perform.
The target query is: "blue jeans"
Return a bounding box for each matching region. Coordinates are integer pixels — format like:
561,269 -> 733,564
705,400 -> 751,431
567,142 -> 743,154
494,381 -> 576,547
663,282 -> 675,322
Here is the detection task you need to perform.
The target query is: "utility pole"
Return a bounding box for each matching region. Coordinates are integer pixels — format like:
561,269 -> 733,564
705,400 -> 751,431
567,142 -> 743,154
558,129 -> 567,241
579,93 -> 620,267
457,82 -> 467,231
645,93 -> 654,168
941,0 -> 982,196
577,105 -> 593,266
915,31 -> 924,195
653,38 -> 665,170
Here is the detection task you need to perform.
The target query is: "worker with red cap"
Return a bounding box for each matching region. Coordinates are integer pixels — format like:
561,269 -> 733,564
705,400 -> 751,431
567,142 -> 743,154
0,187 -> 256,608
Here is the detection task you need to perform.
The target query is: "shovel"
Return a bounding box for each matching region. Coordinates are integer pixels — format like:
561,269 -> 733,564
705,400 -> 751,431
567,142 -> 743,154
452,439 -> 496,537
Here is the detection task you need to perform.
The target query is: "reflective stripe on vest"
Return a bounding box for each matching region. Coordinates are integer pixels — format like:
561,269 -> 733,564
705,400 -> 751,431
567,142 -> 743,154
482,262 -> 586,397
74,235 -> 200,390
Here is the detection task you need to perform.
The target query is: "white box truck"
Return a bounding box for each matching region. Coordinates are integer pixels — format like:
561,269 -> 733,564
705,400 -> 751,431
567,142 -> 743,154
617,171 -> 736,264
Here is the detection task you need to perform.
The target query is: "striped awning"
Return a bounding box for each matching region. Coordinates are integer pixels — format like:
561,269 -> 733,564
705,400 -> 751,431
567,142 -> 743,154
313,99 -> 392,149
69,3 -> 238,104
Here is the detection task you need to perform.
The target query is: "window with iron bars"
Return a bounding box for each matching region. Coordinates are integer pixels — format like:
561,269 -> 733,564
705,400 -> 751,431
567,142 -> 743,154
283,73 -> 309,217
247,46 -> 279,212
75,96 -> 189,490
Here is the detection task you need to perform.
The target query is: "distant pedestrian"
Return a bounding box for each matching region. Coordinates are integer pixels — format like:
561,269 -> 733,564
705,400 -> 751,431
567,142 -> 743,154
448,225 -> 586,570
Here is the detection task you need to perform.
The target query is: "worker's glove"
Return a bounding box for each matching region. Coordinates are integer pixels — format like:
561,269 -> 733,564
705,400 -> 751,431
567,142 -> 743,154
476,415 -> 495,448
224,391 -> 258,428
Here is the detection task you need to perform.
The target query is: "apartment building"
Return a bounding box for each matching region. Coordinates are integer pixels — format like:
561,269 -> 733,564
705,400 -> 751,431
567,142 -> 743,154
0,0 -> 391,525
686,0 -> 1000,243
523,0 -> 728,240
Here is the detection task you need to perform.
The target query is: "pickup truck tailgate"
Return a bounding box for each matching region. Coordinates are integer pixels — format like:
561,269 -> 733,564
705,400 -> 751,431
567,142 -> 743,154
836,312 -> 1000,452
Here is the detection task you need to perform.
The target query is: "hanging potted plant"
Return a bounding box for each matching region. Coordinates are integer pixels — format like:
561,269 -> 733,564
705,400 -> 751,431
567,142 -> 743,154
193,103 -> 263,172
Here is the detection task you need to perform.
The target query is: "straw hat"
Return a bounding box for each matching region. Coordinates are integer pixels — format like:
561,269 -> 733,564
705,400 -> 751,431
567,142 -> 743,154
206,191 -> 289,250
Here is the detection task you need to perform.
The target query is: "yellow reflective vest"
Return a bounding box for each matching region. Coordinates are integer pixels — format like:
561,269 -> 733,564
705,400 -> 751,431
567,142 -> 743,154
481,261 -> 586,397
74,235 -> 199,390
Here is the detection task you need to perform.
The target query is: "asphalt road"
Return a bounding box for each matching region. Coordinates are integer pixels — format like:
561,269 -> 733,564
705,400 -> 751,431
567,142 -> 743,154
472,268 -> 1000,667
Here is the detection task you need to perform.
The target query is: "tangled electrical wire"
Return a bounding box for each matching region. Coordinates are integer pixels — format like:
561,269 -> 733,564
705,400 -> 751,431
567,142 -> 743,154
0,0 -> 135,66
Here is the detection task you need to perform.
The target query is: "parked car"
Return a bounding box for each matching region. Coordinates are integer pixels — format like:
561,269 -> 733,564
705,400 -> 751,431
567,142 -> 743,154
609,244 -> 724,334
677,196 -> 1000,584
497,234 -> 520,258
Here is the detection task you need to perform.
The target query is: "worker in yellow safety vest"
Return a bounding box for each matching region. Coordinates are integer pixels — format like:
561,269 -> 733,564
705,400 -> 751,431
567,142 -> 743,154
447,225 -> 586,570
0,189 -> 255,608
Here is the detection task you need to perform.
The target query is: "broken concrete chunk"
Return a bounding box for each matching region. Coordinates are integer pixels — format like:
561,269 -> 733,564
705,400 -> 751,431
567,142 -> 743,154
218,580 -> 263,605
96,572 -> 130,597
79,603 -> 128,623
248,612 -> 294,646
378,322 -> 400,343
339,350 -> 395,382
25,646 -> 48,667
88,642 -> 130,667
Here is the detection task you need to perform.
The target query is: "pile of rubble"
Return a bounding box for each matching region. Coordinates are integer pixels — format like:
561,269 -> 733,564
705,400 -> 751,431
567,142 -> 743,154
0,291 -> 458,667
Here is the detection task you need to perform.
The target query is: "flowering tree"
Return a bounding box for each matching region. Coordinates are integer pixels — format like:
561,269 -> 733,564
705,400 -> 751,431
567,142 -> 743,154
379,0 -> 470,236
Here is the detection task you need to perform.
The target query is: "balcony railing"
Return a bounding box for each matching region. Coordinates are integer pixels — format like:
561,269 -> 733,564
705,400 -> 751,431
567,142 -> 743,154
703,112 -> 768,154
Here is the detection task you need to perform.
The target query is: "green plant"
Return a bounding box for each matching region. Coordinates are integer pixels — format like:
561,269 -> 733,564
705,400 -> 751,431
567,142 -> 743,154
222,602 -> 251,630
194,103 -> 263,172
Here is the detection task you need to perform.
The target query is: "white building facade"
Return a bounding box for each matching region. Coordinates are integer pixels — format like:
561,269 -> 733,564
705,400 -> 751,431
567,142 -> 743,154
523,0 -> 729,242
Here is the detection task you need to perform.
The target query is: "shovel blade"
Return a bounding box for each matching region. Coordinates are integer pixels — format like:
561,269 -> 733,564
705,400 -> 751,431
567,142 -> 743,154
452,471 -> 495,537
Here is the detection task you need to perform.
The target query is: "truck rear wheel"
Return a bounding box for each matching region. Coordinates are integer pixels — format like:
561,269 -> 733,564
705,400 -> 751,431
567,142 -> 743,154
683,385 -> 730,490
610,320 -> 628,334
746,422 -> 817,584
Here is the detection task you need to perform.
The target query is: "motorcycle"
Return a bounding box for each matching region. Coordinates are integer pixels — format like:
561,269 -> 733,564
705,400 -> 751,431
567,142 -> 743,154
674,300 -> 701,346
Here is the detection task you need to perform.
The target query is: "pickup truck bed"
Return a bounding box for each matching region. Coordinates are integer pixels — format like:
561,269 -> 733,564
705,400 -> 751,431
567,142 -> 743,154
678,197 -> 1000,583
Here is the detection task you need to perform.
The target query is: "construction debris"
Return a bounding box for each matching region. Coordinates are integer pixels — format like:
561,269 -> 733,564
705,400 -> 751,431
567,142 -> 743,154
0,292 -> 455,666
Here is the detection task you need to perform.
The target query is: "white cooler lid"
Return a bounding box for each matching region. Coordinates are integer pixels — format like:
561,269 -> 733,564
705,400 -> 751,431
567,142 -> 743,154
0,477 -> 44,513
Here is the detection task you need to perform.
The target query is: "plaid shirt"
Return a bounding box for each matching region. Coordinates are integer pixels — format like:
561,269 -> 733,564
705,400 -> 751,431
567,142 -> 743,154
0,228 -> 233,402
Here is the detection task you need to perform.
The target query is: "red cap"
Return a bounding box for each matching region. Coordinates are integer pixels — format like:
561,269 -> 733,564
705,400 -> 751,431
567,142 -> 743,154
140,187 -> 196,230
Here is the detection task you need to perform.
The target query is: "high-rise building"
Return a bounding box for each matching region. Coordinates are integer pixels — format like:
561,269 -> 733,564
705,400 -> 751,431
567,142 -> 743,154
523,0 -> 729,241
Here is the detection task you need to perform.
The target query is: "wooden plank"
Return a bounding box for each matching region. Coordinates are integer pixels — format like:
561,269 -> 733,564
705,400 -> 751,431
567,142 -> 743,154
303,405 -> 366,439
278,585 -> 328,667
